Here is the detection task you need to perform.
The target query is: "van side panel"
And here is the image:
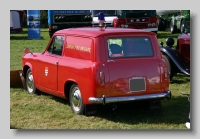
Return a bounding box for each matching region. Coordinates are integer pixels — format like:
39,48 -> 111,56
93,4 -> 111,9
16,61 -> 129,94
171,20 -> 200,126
64,36 -> 93,60
57,36 -> 96,104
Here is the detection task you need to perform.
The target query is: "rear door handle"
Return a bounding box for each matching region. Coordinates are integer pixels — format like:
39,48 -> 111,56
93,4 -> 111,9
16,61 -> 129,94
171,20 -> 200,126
107,60 -> 115,62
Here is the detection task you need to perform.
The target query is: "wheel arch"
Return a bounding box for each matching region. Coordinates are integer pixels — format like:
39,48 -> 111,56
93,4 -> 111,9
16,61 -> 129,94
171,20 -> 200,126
160,47 -> 190,75
64,80 -> 78,99
22,63 -> 32,79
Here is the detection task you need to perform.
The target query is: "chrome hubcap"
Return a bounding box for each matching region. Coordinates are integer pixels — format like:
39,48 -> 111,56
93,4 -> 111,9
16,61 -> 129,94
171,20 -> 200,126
71,87 -> 82,112
27,72 -> 34,93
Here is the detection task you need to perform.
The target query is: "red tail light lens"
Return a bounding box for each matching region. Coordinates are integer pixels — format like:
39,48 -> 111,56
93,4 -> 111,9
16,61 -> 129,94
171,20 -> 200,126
164,68 -> 168,80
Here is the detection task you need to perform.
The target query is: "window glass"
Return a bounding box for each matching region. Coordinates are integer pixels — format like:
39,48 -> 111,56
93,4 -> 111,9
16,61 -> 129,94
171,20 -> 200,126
47,36 -> 64,56
117,10 -> 156,18
53,14 -> 92,23
92,10 -> 117,17
107,37 -> 154,58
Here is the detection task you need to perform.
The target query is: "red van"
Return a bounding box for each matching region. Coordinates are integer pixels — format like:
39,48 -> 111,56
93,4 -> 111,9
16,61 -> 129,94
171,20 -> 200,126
21,27 -> 171,115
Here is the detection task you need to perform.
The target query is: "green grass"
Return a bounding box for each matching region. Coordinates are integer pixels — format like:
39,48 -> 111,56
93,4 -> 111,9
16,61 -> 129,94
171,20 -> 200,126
10,28 -> 190,129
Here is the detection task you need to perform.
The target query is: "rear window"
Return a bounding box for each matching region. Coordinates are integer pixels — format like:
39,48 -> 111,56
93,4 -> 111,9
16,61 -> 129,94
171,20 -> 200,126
107,37 -> 154,58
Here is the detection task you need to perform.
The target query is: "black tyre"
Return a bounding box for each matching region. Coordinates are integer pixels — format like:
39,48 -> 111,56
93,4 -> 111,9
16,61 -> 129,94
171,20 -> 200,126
158,18 -> 166,31
162,55 -> 174,80
162,19 -> 167,31
170,20 -> 177,34
26,68 -> 39,94
69,84 -> 85,115
180,20 -> 185,34
157,19 -> 163,31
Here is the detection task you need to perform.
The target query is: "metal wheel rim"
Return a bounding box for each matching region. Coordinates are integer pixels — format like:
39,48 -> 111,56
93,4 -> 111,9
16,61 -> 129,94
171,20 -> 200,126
170,26 -> 173,32
27,71 -> 34,93
71,87 -> 82,112
181,25 -> 184,33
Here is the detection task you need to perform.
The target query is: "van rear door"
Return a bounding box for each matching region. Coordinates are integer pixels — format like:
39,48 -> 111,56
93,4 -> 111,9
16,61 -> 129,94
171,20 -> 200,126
105,36 -> 162,97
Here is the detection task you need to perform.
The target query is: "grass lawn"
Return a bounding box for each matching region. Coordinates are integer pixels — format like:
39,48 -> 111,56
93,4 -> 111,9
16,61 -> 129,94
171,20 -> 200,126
10,28 -> 190,129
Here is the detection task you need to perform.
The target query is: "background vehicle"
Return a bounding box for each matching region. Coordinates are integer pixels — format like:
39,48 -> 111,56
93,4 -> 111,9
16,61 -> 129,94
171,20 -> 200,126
113,10 -> 158,34
48,10 -> 92,38
156,10 -> 190,34
91,10 -> 117,27
160,33 -> 190,80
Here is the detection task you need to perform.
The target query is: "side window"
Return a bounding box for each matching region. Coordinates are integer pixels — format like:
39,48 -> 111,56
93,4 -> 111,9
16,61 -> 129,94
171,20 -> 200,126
47,35 -> 64,56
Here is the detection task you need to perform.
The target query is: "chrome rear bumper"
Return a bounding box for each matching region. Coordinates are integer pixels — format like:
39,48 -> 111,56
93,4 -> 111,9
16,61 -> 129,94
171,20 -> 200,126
88,90 -> 171,105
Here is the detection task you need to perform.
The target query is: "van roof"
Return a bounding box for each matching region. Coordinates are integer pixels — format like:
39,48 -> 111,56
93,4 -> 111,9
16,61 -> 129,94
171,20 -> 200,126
55,27 -> 155,37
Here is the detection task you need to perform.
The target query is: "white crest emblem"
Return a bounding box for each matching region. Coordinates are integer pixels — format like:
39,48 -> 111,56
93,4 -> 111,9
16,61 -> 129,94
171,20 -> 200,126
45,67 -> 48,76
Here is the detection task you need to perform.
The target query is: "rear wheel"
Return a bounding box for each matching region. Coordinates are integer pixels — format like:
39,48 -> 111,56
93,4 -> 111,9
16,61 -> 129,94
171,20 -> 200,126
26,68 -> 39,94
69,84 -> 85,115
162,54 -> 174,81
157,19 -> 163,31
158,18 -> 166,31
180,20 -> 185,34
170,20 -> 177,34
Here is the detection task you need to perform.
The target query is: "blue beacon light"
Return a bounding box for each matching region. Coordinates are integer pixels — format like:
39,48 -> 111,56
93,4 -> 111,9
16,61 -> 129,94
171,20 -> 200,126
98,12 -> 105,28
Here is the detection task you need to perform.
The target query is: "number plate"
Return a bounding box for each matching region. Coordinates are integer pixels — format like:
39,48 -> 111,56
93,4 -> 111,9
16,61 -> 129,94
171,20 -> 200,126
129,77 -> 146,92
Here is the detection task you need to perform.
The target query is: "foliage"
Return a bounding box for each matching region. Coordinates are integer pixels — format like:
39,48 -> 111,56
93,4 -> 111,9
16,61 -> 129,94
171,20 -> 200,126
40,10 -> 48,28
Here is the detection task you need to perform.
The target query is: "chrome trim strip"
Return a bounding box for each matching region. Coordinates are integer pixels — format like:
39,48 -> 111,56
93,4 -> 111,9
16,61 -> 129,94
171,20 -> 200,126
89,90 -> 171,104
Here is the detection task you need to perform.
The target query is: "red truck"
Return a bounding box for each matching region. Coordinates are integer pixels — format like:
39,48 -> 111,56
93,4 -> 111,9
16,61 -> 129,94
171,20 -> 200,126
21,26 -> 171,115
113,10 -> 158,33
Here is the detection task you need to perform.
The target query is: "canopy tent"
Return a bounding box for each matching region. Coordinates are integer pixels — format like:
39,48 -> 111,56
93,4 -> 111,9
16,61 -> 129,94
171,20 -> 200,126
10,10 -> 24,32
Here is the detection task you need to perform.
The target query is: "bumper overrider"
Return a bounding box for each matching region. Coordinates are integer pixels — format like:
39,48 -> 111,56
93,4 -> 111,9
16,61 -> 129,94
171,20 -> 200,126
88,90 -> 171,105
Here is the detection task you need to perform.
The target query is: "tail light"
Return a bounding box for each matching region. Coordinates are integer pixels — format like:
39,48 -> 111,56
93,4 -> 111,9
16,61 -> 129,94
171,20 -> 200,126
164,67 -> 168,80
99,71 -> 105,85
160,60 -> 170,90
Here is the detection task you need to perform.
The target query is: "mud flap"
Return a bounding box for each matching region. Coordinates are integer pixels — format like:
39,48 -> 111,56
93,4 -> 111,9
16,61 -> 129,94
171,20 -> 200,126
148,100 -> 161,110
84,104 -> 97,116
10,70 -> 26,89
